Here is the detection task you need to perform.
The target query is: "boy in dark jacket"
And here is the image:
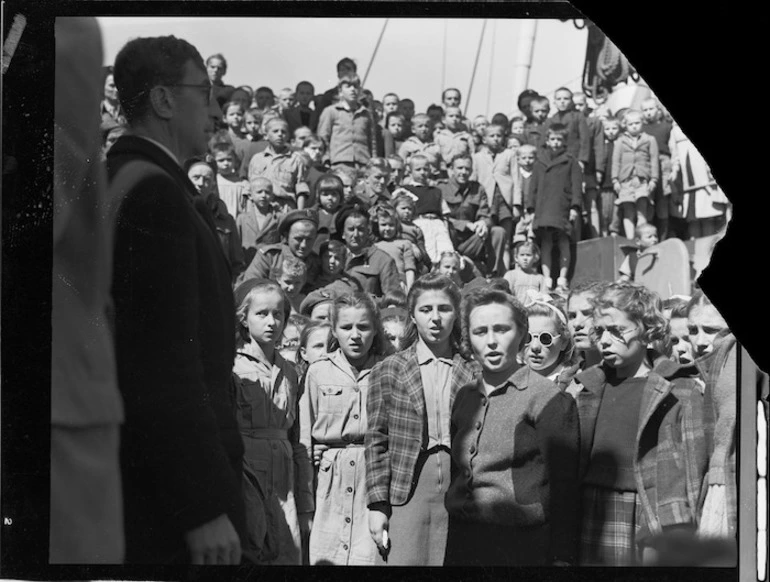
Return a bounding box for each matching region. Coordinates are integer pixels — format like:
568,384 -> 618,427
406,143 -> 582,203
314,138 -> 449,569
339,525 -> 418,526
596,116 -> 622,236
526,124 -> 582,292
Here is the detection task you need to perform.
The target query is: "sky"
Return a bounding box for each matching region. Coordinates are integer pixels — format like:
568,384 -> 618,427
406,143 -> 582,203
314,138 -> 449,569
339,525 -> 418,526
97,17 -> 588,119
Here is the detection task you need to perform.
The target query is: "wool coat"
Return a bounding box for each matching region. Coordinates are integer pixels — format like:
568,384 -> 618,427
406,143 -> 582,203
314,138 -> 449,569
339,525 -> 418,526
527,148 -> 583,232
107,135 -> 245,563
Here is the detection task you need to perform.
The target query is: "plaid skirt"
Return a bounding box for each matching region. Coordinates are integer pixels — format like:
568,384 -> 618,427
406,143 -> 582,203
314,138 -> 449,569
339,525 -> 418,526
579,485 -> 643,566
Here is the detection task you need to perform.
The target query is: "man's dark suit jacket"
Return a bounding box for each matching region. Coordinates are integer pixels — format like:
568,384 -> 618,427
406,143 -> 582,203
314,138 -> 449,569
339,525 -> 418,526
106,135 -> 245,563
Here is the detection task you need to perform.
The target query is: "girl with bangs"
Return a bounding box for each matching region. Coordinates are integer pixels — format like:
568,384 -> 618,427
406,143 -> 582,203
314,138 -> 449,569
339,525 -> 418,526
299,292 -> 392,565
571,282 -> 706,566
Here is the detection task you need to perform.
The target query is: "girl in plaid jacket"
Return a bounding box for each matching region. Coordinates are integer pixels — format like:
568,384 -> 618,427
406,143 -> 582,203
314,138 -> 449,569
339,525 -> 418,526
571,282 -> 706,566
365,273 -> 480,565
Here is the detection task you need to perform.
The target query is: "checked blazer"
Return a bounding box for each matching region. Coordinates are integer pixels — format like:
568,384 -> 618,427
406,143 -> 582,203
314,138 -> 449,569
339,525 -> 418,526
572,358 -> 707,546
365,344 -> 480,509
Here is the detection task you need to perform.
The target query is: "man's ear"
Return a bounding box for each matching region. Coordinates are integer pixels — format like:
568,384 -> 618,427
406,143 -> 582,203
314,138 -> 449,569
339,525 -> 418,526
149,86 -> 174,120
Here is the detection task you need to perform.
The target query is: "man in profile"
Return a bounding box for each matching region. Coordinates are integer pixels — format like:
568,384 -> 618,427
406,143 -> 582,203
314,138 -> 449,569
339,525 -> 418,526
106,36 -> 245,564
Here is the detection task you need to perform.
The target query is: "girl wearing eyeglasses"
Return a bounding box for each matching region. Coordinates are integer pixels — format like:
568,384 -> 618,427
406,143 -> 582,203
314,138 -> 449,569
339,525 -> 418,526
523,291 -> 579,390
571,281 -> 706,566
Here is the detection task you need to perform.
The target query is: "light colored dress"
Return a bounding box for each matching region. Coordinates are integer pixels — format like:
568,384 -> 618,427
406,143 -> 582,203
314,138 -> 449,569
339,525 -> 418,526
217,173 -> 249,218
300,349 -> 382,565
233,342 -> 314,565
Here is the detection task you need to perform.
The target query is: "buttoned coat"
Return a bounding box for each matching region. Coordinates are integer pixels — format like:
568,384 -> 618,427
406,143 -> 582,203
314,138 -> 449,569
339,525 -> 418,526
527,149 -> 583,232
236,204 -> 282,265
365,345 -> 480,508
571,359 -> 707,545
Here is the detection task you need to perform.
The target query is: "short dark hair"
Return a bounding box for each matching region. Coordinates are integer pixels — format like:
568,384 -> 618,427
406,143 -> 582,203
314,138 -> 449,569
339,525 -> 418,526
296,80 -> 315,93
114,36 -> 204,125
426,104 -> 444,115
337,57 -> 357,72
546,122 -> 569,140
442,87 -> 461,101
256,86 -> 274,96
461,288 -> 529,361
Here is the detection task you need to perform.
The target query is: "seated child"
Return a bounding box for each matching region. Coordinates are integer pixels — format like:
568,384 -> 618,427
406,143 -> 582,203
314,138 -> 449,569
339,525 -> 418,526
315,239 -> 362,294
275,254 -> 308,315
618,223 -> 659,282
372,204 -> 416,292
397,113 -> 441,164
312,173 -> 344,252
399,154 -> 455,265
211,142 -> 249,218
249,117 -> 311,212
611,109 -> 659,239
237,177 -> 282,265
392,192 -> 431,275
503,240 -> 549,304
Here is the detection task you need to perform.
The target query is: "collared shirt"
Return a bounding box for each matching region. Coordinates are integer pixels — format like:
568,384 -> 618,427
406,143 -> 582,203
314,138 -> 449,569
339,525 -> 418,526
247,145 -> 310,201
415,338 -> 454,449
438,179 -> 491,232
317,101 -> 373,166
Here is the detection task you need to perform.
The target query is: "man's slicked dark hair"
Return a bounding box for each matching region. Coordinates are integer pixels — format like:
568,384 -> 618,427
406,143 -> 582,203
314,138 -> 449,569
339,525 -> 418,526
114,36 -> 204,125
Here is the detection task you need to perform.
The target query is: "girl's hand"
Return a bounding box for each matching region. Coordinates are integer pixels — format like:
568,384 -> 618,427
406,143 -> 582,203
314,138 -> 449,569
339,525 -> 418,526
569,208 -> 579,222
368,508 -> 390,551
312,444 -> 329,466
613,182 -> 621,194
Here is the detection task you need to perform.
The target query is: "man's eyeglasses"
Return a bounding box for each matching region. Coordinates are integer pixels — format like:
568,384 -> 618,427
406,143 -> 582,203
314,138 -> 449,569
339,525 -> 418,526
525,332 -> 561,347
164,82 -> 214,106
592,325 -> 638,344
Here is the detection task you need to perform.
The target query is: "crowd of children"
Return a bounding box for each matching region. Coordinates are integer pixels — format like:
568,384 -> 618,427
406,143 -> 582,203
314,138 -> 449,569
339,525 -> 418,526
99,52 -> 738,567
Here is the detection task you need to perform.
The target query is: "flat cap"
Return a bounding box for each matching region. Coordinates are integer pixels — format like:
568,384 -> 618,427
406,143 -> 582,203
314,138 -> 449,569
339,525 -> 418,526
279,208 -> 319,238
